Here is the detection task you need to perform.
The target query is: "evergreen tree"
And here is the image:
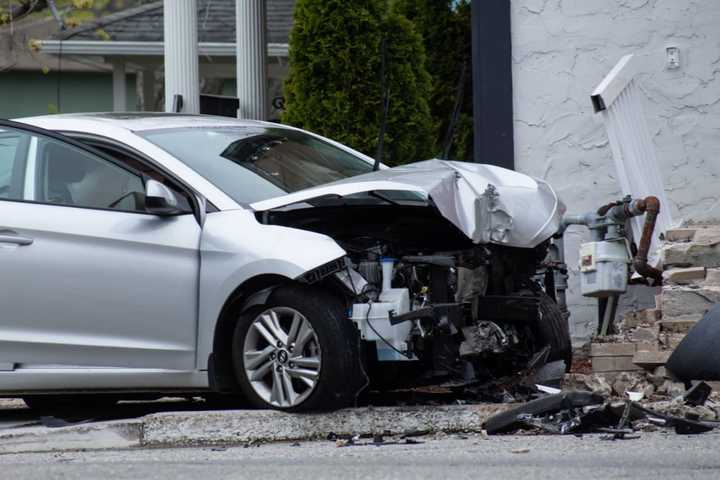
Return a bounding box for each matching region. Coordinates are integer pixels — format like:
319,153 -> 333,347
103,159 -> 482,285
283,0 -> 433,166
393,0 -> 473,161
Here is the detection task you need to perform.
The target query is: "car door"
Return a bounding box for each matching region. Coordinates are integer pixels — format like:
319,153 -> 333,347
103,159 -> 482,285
0,121 -> 200,370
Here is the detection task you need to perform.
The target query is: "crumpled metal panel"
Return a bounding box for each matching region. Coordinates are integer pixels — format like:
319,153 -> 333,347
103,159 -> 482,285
251,159 -> 562,249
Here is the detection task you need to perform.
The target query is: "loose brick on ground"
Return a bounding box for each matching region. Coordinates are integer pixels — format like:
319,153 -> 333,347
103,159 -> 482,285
663,267 -> 706,284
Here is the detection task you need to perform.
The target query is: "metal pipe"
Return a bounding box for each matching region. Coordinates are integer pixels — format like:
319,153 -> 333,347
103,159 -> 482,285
632,196 -> 663,284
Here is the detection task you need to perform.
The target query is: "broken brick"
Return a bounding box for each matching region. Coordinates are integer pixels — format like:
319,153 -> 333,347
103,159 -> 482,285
659,332 -> 687,350
592,356 -> 642,373
659,315 -> 701,333
704,268 -> 720,286
661,286 -> 720,318
663,267 -> 706,284
621,311 -> 639,330
590,342 -> 636,357
637,308 -> 661,324
631,326 -> 659,343
661,242 -> 720,268
632,350 -> 671,369
664,228 -> 696,243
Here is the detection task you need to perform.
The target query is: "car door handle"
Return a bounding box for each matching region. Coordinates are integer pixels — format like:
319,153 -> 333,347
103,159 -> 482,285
0,230 -> 33,246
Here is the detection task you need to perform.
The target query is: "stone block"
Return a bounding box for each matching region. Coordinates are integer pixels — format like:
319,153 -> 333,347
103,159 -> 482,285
611,371 -> 647,396
621,311 -> 639,330
656,380 -> 686,398
704,268 -> 720,286
637,308 -> 661,324
648,367 -> 669,388
632,350 -> 671,369
661,286 -> 720,318
590,342 -> 635,357
659,315 -> 701,333
655,294 -> 662,310
659,332 -> 687,350
630,326 -> 659,343
635,341 -> 659,352
563,373 -> 613,396
663,267 -> 706,284
592,356 -> 642,373
665,228 -> 696,243
691,227 -> 720,246
661,242 -> 720,268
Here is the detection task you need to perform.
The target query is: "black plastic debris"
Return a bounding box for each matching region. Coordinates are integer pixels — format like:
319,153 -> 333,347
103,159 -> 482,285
483,391 -> 605,434
483,390 -> 718,436
683,381 -> 712,407
667,304 -> 720,381
532,360 -> 567,389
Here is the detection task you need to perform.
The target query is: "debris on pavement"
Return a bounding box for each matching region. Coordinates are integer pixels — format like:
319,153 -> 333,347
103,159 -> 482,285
332,432 -> 425,448
482,387 -> 720,437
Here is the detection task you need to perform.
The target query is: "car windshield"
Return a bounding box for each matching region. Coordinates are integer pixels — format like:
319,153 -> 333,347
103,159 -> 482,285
140,126 -> 374,204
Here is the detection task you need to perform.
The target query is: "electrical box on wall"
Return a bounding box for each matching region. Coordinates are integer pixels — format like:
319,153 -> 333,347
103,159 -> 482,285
666,46 -> 680,70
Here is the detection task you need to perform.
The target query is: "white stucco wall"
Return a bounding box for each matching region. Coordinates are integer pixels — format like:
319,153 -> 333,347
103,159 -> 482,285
511,0 -> 720,340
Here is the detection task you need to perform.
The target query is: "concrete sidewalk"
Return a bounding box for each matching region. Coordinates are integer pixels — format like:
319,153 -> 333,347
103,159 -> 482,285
0,404 -> 510,454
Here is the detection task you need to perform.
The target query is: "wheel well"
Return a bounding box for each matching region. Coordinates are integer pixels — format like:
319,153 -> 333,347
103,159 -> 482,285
209,274 -> 291,393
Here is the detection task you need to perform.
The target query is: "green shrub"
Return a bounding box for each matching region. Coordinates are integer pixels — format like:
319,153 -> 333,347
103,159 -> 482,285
283,0 -> 433,166
392,0 -> 473,161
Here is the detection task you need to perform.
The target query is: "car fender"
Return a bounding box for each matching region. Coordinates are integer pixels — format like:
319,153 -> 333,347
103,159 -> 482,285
196,209 -> 347,370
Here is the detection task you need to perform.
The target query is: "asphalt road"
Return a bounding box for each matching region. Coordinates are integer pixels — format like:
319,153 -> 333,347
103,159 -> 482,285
0,431 -> 718,480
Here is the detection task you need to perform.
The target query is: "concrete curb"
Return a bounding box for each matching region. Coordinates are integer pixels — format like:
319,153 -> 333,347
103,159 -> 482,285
141,404 -> 509,447
0,404 -> 511,453
0,420 -> 143,454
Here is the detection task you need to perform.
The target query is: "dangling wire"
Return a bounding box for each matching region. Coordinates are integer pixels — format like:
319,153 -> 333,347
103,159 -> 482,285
373,36 -> 390,171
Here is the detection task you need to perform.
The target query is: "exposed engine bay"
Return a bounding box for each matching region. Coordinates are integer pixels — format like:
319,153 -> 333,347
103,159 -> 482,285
260,199 -> 572,391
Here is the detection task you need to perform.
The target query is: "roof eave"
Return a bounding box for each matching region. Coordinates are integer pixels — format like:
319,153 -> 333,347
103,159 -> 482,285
39,40 -> 288,57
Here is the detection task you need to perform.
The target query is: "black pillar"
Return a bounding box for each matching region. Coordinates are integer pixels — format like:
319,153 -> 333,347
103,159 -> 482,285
471,0 -> 514,169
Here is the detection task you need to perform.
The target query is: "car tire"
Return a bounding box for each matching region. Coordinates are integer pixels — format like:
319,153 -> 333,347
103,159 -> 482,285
535,292 -> 573,370
232,284 -> 361,411
23,395 -> 118,412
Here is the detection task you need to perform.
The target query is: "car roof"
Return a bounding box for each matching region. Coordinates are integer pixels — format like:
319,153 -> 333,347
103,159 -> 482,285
13,112 -> 282,133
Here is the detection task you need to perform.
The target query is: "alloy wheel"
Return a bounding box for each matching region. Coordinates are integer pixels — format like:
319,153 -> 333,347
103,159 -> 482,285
242,306 -> 322,408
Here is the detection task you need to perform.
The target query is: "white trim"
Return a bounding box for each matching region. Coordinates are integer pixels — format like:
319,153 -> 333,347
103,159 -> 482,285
591,54 -> 637,112
39,40 -> 289,58
23,136 -> 37,201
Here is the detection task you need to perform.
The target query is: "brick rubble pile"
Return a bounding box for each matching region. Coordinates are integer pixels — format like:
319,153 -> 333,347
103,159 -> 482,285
567,225 -> 720,419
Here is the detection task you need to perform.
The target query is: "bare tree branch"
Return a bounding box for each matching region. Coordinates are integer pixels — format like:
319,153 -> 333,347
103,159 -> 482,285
2,1 -> 50,25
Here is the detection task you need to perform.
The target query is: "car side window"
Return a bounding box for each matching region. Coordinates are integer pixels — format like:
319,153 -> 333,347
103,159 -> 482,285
86,142 -> 193,213
35,137 -> 147,212
0,128 -> 30,200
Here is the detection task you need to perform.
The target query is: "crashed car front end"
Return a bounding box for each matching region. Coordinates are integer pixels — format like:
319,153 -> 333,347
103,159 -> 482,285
254,159 -> 571,394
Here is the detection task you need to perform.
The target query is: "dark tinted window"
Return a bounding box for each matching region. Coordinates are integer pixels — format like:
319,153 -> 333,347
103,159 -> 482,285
141,127 -> 374,204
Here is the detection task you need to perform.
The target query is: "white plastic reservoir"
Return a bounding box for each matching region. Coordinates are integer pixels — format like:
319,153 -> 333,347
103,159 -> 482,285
350,258 -> 414,361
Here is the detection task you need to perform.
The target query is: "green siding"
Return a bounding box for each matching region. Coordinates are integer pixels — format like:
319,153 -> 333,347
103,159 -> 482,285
0,71 -> 137,118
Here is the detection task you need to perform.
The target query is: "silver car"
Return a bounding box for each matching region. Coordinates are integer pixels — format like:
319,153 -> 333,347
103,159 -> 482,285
0,113 -> 569,411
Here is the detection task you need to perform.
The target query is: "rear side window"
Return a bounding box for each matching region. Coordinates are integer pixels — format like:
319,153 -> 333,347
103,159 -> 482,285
0,126 -> 150,213
0,129 -> 29,200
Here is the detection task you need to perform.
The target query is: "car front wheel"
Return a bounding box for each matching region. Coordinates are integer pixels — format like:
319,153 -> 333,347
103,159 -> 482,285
232,285 -> 360,411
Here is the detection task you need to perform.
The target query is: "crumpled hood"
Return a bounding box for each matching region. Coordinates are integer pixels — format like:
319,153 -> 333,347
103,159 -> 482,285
250,159 -> 563,248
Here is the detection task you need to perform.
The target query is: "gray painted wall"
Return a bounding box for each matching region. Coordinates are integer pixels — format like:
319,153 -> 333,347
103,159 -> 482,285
511,0 -> 720,340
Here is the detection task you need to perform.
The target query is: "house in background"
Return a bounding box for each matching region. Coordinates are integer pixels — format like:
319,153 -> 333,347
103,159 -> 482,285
0,12 -> 138,118
0,0 -> 294,118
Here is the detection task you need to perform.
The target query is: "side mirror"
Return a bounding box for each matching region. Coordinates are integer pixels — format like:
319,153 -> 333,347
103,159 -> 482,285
145,179 -> 182,215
